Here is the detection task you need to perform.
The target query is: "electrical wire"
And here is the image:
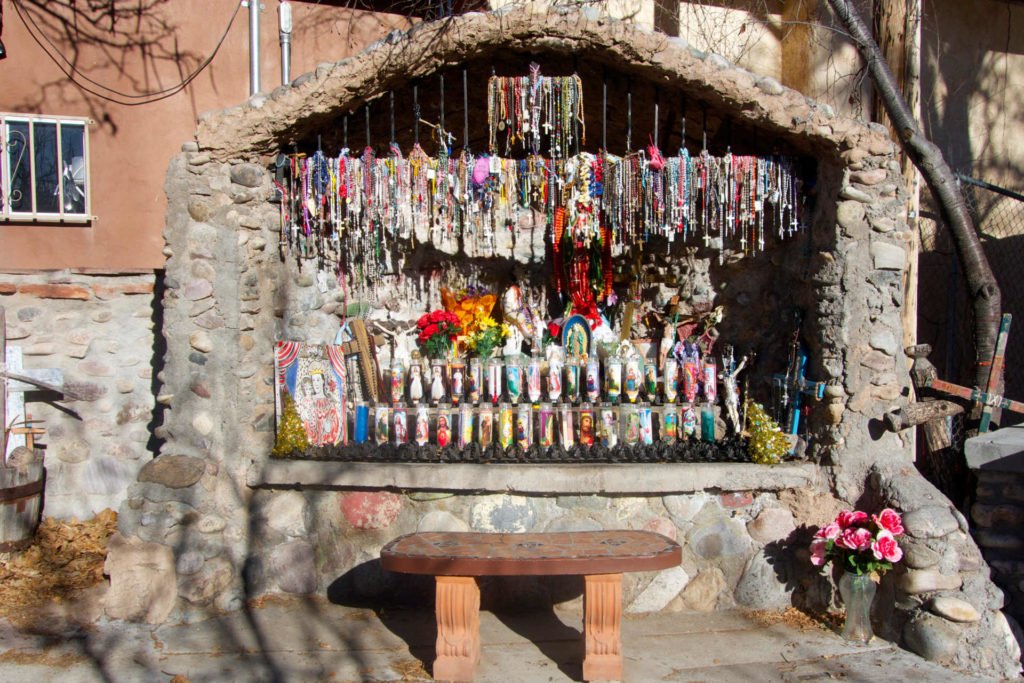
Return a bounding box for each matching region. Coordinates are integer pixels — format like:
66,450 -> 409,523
10,0 -> 242,106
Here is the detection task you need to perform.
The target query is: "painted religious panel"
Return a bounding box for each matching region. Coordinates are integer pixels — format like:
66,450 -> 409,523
275,342 -> 348,447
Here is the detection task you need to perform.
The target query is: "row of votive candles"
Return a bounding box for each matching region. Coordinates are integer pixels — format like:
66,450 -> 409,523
385,355 -> 719,407
352,401 -> 717,448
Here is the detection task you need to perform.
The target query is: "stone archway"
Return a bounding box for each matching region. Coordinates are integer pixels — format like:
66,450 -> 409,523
110,6 -> 1022,678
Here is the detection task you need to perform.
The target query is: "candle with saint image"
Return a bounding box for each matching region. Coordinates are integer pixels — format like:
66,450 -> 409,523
414,406 -> 430,446
516,403 -> 533,448
375,406 -> 390,445
436,406 -> 452,448
389,361 -> 405,405
644,361 -> 658,402
547,357 -> 563,403
538,403 -> 554,447
393,408 -> 408,445
624,356 -> 641,403
506,359 -> 523,405
559,404 -> 574,450
605,355 -> 623,405
622,404 -> 639,446
600,403 -> 618,448
579,405 -> 595,446
448,360 -> 465,406
526,354 -> 542,403
682,360 -> 699,403
681,403 -> 697,439
639,404 -> 654,445
479,408 -> 494,447
702,361 -> 717,403
498,403 -> 514,449
487,358 -> 502,405
468,358 -> 482,404
664,358 -> 679,403
458,404 -> 474,448
585,356 -> 601,403
661,405 -> 678,442
565,357 -> 581,404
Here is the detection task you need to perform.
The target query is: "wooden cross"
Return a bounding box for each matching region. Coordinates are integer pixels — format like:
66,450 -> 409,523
337,319 -> 382,404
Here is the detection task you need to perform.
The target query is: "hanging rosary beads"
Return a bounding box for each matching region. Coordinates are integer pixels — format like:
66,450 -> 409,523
280,146 -> 803,294
487,64 -> 585,158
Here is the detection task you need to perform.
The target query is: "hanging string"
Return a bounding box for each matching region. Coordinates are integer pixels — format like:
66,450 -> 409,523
602,77 -> 607,151
390,91 -> 395,144
365,102 -> 371,148
702,105 -> 708,152
654,88 -> 660,148
462,69 -> 469,150
680,93 -> 686,153
413,85 -> 420,145
626,89 -> 632,153
343,114 -> 348,149
439,73 -> 445,142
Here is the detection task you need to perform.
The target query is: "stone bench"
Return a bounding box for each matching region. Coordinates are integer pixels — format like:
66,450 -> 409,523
380,530 -> 682,682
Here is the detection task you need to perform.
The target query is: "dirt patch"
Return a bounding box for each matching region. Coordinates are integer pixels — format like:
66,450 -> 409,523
744,606 -> 843,633
0,509 -> 117,626
0,649 -> 87,668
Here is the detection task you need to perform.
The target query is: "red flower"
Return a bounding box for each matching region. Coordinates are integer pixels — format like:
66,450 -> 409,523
836,527 -> 873,551
872,508 -> 904,536
836,510 -> 868,529
871,531 -> 903,563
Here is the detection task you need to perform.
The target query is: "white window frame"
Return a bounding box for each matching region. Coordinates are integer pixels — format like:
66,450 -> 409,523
1,113 -> 93,223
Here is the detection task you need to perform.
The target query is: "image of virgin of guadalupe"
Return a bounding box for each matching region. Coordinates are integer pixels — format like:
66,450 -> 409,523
275,342 -> 349,448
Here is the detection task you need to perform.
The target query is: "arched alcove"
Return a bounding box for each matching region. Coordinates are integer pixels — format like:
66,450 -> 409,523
105,8 -> 1022,679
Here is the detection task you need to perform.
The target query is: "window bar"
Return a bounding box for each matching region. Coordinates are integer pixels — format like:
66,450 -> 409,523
56,121 -> 65,219
27,119 -> 37,215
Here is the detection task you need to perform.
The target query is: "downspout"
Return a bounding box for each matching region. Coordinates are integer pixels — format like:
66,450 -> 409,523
279,1 -> 292,86
248,0 -> 261,96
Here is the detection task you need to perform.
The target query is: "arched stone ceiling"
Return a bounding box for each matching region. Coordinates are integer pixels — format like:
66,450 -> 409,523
193,5 -> 890,163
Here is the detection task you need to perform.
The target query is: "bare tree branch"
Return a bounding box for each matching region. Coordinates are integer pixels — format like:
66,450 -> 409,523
826,0 -> 1001,391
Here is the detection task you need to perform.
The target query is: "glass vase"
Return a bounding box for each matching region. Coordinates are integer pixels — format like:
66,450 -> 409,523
838,571 -> 876,643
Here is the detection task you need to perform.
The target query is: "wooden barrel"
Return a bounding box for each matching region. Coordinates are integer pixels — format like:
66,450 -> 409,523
0,461 -> 45,552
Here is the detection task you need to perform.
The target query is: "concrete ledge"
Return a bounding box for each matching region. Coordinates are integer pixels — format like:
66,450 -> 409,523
965,425 -> 1024,472
248,460 -> 821,494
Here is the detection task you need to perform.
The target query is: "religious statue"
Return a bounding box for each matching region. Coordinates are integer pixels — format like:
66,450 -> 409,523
720,351 -> 748,435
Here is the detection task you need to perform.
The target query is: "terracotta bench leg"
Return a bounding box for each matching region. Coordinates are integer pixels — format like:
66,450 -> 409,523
433,576 -> 481,682
583,573 -> 623,682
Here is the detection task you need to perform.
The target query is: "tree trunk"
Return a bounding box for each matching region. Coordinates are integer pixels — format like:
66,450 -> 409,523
827,0 -> 1001,392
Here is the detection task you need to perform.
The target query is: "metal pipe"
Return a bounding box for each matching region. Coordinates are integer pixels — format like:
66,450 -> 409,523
278,1 -> 292,86
248,0 -> 261,96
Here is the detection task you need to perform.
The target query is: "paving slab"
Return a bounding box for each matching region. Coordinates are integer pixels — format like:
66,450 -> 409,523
0,597 -> 997,682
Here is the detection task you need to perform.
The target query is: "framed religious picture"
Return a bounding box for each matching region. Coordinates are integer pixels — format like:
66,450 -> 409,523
561,314 -> 591,358
275,342 -> 348,447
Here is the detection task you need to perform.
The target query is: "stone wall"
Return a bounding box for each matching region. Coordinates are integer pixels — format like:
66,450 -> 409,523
0,272 -> 158,519
100,6 -> 1020,679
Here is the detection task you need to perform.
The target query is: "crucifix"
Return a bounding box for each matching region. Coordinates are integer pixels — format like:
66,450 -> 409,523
1,305 -> 80,462
770,323 -> 826,436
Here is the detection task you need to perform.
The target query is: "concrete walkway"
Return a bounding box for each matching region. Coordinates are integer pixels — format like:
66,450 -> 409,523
0,596 -> 995,682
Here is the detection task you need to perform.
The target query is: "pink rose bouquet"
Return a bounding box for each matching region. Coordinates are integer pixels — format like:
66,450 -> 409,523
810,507 -> 905,576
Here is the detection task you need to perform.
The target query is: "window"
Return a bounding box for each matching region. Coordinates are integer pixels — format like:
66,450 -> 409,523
1,113 -> 91,222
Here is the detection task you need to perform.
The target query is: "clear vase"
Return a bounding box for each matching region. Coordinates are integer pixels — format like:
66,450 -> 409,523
838,571 -> 876,643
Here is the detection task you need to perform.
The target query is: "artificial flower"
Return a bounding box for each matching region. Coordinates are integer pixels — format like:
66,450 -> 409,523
810,507 -> 905,577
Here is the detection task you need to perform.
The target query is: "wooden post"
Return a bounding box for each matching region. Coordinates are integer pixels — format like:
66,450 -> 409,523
906,344 -> 954,452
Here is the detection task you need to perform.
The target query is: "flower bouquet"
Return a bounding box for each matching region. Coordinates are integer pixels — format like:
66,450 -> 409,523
416,309 -> 461,360
465,316 -> 508,359
810,508 -> 905,575
811,508 -> 905,643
